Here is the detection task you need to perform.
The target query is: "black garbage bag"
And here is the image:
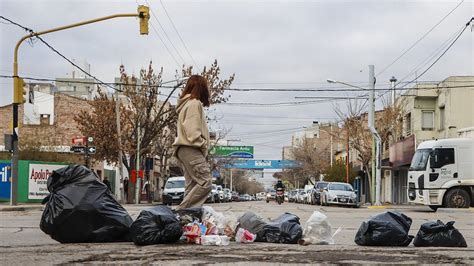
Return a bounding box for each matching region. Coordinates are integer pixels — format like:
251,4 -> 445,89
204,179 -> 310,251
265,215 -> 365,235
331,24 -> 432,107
174,207 -> 203,226
130,206 -> 183,245
237,212 -> 302,244
237,212 -> 269,242
413,220 -> 467,247
40,165 -> 133,243
264,213 -> 303,244
355,211 -> 413,246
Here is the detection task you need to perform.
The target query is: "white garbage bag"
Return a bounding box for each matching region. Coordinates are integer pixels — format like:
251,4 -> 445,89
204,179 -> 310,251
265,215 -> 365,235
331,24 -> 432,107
299,211 -> 341,245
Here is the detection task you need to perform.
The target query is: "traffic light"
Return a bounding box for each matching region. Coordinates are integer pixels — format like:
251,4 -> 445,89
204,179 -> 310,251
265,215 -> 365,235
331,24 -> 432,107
13,77 -> 25,104
138,5 -> 150,35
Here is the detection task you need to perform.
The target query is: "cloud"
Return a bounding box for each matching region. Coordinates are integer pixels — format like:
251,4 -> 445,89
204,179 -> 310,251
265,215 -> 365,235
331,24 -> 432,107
1,0 -> 472,160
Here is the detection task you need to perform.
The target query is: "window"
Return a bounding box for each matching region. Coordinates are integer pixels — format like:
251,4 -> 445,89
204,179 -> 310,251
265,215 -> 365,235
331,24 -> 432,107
404,113 -> 412,135
409,149 -> 430,171
439,106 -> 445,130
421,110 -> 434,131
430,148 -> 455,169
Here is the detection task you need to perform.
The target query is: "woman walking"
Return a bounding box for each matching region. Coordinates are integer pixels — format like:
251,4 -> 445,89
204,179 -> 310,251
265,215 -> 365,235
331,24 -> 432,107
173,75 -> 212,210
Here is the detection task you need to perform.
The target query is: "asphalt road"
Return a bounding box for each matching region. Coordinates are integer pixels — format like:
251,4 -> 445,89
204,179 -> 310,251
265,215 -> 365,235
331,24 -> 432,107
0,201 -> 473,265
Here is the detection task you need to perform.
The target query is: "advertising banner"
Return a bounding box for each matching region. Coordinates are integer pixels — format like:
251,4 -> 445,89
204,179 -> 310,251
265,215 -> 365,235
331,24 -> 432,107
0,162 -> 11,199
210,146 -> 254,158
28,163 -> 65,200
223,160 -> 302,169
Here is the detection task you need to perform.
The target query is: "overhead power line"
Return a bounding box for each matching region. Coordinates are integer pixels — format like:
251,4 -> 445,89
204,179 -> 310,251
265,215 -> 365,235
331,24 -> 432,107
376,0 -> 465,77
159,0 -> 199,70
144,0 -> 187,65
0,15 -> 118,92
398,17 -> 473,89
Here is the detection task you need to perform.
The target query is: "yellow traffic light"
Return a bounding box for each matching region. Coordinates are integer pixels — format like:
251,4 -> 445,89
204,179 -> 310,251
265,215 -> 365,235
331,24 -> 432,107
13,77 -> 25,104
138,5 -> 150,35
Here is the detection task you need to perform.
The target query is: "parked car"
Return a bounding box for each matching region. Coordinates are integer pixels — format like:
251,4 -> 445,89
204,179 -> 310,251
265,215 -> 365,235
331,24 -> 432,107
216,185 -> 224,202
266,189 -> 275,203
207,184 -> 220,203
162,176 -> 185,205
243,194 -> 252,201
257,192 -> 266,201
231,191 -> 240,202
312,181 -> 329,205
288,190 -> 298,202
297,190 -> 307,203
305,188 -> 315,204
320,182 -> 358,207
223,188 -> 232,202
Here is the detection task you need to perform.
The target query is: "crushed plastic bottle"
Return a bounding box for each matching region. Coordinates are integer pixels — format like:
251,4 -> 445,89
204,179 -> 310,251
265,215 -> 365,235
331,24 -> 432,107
200,235 -> 230,246
299,211 -> 341,245
235,228 -> 256,243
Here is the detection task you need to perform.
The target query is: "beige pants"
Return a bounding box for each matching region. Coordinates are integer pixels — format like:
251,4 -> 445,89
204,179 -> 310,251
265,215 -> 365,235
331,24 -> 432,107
175,146 -> 212,210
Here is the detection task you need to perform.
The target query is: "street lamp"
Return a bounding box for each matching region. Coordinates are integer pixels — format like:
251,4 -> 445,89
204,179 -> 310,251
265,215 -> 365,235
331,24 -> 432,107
326,67 -> 381,206
9,6 -> 150,205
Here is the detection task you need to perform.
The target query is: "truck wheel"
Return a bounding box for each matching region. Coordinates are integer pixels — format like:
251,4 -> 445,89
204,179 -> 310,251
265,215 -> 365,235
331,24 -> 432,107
429,205 -> 440,211
444,188 -> 471,208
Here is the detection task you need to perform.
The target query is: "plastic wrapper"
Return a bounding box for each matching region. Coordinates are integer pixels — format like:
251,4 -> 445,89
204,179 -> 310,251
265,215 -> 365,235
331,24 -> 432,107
354,211 -> 413,246
237,212 -> 268,242
201,235 -> 230,246
413,220 -> 467,247
174,207 -> 203,226
130,206 -> 183,246
183,223 -> 203,244
40,165 -> 133,243
235,228 -> 256,243
299,211 -> 341,245
202,206 -> 237,237
237,212 -> 302,244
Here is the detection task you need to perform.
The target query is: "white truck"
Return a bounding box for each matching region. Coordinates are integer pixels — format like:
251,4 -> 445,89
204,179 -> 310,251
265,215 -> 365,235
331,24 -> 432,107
407,138 -> 474,210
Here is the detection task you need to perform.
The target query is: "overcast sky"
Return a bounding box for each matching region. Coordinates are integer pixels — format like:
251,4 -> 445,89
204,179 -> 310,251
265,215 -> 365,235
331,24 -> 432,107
1,0 -> 473,165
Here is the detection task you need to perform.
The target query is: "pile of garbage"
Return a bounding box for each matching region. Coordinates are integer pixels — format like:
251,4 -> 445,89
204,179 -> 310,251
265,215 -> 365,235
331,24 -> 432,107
354,211 -> 467,247
40,165 -> 468,248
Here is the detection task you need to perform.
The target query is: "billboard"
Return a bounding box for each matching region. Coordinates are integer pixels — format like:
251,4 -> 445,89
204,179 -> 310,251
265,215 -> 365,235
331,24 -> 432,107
210,146 -> 254,159
0,162 -> 11,200
28,163 -> 66,200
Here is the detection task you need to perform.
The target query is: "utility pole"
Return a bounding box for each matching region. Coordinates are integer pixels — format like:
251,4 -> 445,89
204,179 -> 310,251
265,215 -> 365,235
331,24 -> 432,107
8,6 -> 150,206
346,127 -> 350,184
115,88 -> 124,203
368,65 -> 376,204
390,76 -> 397,106
367,65 -> 382,205
135,120 -> 141,204
330,124 -> 333,167
229,169 -> 233,192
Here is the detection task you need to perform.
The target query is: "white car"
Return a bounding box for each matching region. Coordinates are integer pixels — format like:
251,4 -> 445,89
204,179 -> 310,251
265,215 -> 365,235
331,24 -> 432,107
321,182 -> 358,207
217,185 -> 224,202
162,176 -> 185,205
297,190 -> 307,203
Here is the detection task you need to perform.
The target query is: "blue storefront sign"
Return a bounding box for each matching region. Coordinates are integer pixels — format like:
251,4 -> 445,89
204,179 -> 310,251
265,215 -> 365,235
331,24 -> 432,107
0,162 -> 11,200
223,160 -> 301,169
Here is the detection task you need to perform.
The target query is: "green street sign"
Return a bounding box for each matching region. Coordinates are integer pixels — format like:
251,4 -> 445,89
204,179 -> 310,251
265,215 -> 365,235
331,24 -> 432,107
210,146 -> 254,158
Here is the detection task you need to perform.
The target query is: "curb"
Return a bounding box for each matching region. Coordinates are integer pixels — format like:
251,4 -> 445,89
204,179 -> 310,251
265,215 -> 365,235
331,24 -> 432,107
0,205 -> 43,212
367,205 -> 387,209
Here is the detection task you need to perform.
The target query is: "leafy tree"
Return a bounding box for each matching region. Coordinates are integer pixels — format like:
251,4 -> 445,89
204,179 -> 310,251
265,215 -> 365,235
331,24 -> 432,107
323,160 -> 357,183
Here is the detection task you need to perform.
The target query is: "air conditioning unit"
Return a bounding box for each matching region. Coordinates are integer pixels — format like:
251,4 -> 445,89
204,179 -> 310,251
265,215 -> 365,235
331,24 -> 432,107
384,170 -> 392,178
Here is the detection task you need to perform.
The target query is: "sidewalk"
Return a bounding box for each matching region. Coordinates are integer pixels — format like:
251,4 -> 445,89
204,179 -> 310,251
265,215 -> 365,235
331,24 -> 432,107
0,203 -> 43,212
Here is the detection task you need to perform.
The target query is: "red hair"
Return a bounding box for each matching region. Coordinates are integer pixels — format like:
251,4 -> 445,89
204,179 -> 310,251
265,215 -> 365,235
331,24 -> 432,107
181,75 -> 210,107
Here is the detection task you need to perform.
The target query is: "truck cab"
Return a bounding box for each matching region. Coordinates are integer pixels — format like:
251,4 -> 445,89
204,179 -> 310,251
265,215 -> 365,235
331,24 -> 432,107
408,138 -> 474,210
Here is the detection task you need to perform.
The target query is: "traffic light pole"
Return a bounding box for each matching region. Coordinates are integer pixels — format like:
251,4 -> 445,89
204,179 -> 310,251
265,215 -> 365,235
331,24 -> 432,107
10,7 -> 149,205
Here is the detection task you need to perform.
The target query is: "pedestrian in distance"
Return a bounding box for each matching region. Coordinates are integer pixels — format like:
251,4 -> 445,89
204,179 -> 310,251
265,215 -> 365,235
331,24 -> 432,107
173,75 -> 212,210
103,176 -> 112,191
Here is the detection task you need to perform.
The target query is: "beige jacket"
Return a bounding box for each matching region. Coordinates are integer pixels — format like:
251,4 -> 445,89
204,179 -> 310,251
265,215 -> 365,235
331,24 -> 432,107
173,94 -> 210,155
